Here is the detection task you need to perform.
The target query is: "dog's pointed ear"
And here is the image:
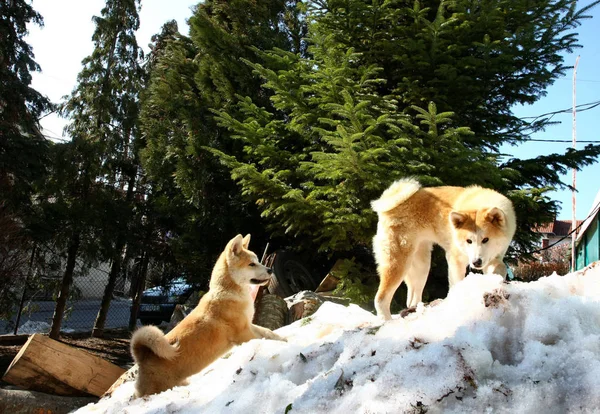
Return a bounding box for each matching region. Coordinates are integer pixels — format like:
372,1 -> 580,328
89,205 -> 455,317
242,234 -> 251,249
228,234 -> 244,257
450,211 -> 467,229
485,207 -> 506,227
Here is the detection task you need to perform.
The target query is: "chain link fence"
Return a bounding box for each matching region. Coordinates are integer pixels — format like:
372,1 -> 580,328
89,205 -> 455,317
1,248 -> 138,336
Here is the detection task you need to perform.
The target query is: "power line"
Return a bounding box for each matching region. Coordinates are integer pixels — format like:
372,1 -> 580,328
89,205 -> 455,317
521,100 -> 600,121
525,138 -> 600,143
42,134 -> 69,142
525,200 -> 600,256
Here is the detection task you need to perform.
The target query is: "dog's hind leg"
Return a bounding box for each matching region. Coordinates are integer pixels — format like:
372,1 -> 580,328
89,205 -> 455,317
405,242 -> 432,308
374,240 -> 415,321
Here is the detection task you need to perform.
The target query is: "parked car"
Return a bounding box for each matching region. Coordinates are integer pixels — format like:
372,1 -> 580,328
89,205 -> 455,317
136,279 -> 196,325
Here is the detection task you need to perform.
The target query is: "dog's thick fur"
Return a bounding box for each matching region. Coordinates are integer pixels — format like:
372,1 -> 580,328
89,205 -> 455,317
130,234 -> 285,397
372,178 -> 516,320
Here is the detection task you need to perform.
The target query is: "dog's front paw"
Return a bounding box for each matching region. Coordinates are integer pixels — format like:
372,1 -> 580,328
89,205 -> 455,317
266,331 -> 287,342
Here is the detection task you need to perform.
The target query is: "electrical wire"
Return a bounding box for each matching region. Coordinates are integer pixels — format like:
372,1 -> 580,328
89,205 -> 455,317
525,200 -> 600,256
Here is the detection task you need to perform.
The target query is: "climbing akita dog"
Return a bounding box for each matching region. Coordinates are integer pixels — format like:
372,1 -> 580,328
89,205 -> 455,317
130,234 -> 285,397
371,178 -> 516,320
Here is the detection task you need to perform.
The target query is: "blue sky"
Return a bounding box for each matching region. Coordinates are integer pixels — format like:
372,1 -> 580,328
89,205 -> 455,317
504,1 -> 600,220
27,0 -> 600,221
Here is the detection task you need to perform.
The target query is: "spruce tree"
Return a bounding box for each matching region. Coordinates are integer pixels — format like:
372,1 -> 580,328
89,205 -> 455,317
46,0 -> 144,338
208,0 -> 600,305
0,0 -> 54,320
0,0 -> 53,210
139,1 -> 307,281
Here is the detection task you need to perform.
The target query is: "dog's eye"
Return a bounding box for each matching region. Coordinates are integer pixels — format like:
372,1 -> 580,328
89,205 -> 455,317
466,239 -> 472,244
482,237 -> 489,244
249,263 -> 256,267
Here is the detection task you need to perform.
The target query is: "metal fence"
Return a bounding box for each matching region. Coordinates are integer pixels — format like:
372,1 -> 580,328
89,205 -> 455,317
1,256 -> 136,336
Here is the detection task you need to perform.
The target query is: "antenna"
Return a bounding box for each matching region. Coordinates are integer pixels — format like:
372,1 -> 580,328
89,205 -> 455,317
571,55 -> 580,272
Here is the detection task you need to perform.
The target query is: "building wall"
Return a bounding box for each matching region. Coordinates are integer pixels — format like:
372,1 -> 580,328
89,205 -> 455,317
576,214 -> 600,270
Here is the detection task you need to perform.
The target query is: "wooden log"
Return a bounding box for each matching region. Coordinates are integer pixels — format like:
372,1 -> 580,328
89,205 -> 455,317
285,291 -> 324,323
315,259 -> 343,293
2,334 -> 126,397
254,293 -> 288,330
0,388 -> 97,414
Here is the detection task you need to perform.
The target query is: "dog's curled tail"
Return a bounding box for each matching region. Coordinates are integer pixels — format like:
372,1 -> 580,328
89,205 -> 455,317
131,325 -> 179,363
371,178 -> 421,213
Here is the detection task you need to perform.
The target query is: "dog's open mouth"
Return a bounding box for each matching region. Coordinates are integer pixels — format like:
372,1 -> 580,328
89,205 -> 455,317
250,278 -> 270,286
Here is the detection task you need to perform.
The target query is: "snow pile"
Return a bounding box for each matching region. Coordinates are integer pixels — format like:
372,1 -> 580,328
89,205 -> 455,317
16,321 -> 51,335
78,263 -> 600,413
15,320 -> 74,335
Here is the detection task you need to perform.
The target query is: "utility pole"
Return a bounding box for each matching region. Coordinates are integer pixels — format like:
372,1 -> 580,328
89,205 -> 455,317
571,55 -> 580,272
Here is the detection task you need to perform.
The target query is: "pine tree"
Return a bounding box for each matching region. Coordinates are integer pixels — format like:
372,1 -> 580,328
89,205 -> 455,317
0,0 -> 53,210
46,0 -> 144,338
210,6 -> 500,254
0,0 -> 54,320
139,1 -> 307,280
208,0 -> 600,305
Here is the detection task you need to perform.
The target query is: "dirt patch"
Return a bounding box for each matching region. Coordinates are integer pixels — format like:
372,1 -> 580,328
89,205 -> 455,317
1,329 -> 133,385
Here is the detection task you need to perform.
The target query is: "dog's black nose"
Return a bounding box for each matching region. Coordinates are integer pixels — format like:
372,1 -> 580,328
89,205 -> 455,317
267,267 -> 273,275
472,259 -> 483,268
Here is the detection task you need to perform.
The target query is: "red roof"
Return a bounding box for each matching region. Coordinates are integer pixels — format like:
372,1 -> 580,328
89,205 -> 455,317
534,220 -> 582,236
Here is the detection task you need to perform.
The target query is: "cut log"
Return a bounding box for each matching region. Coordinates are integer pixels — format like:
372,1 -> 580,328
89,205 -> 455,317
315,260 -> 343,293
2,334 -> 126,397
253,293 -> 288,330
285,291 -> 325,323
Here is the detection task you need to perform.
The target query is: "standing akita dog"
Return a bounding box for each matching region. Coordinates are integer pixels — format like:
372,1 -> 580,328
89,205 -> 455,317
130,234 -> 285,397
371,178 -> 516,320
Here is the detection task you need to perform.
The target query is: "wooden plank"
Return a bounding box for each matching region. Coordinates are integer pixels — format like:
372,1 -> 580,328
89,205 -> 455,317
2,334 -> 126,397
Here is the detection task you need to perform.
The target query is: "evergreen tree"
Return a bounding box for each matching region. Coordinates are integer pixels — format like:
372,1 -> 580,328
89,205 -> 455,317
0,0 -> 53,319
47,0 -> 144,338
0,0 -> 53,209
311,0 -> 600,147
208,0 -> 600,305
140,1 -> 307,282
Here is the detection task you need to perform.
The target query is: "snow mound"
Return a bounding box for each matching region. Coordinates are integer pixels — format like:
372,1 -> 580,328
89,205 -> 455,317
78,263 -> 600,413
15,320 -> 75,335
16,321 -> 51,335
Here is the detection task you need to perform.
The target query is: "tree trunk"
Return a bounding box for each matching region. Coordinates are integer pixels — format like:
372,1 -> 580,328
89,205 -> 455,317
128,249 -> 149,331
92,170 -> 136,337
14,245 -> 37,334
50,233 -> 80,339
91,244 -> 122,338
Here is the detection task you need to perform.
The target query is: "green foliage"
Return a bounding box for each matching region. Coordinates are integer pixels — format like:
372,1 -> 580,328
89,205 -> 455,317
0,0 -> 53,211
0,0 -> 53,316
42,0 -> 144,264
139,1 -> 309,282
206,0 -> 600,304
331,258 -> 378,308
212,20 -> 498,254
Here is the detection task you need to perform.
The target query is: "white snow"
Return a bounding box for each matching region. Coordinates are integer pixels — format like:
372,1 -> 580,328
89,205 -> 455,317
15,320 -> 75,334
16,320 -> 52,335
77,263 -> 600,414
